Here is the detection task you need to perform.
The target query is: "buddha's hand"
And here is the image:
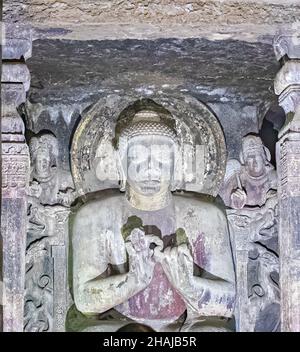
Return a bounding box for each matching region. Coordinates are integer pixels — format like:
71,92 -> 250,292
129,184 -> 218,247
125,228 -> 163,288
159,243 -> 194,290
230,188 -> 247,209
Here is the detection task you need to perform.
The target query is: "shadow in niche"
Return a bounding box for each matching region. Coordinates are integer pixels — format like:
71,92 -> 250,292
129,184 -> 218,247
113,97 -> 175,148
68,102 -> 95,155
259,104 -> 286,167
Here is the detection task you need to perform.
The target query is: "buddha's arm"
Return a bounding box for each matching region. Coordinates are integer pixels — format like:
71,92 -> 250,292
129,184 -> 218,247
191,210 -> 236,316
180,270 -> 235,318
161,244 -> 235,318
73,211 -> 155,315
74,270 -> 146,315
160,208 -> 236,318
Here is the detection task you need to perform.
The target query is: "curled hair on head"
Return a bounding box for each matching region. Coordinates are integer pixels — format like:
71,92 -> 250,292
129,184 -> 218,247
114,108 -> 183,192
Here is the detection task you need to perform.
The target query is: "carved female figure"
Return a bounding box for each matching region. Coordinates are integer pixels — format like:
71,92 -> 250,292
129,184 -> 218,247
29,132 -> 74,206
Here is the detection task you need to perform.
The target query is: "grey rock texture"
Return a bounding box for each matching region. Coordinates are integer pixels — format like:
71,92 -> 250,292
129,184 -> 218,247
4,0 -> 300,24
1,24 -> 32,332
24,37 -> 279,168
28,38 -> 279,105
3,0 -> 299,42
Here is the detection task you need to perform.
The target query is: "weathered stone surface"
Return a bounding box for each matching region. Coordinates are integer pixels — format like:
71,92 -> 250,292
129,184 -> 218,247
5,0 -> 299,24
276,120 -> 300,332
24,132 -> 74,332
2,24 -> 32,61
1,84 -> 26,138
25,200 -> 71,332
2,63 -> 31,92
274,61 -> 300,114
274,61 -> 300,96
220,135 -> 280,332
3,1 -> 300,42
274,33 -> 300,331
27,38 -> 279,106
23,37 -> 279,171
1,23 -> 32,332
1,143 -> 30,332
71,94 -> 226,197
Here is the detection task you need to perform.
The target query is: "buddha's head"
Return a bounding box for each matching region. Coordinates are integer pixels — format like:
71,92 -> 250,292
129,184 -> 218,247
117,110 -> 179,197
29,133 -> 58,182
240,135 -> 271,178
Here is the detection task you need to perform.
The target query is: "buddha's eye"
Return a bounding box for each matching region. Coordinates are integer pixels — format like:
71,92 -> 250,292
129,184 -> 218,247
128,145 -> 149,164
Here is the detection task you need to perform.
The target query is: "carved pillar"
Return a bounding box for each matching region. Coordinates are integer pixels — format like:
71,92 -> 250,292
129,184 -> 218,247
274,30 -> 300,332
1,24 -> 32,331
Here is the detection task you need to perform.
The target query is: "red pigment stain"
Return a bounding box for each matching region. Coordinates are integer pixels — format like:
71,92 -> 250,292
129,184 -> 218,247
193,233 -> 208,269
116,263 -> 186,320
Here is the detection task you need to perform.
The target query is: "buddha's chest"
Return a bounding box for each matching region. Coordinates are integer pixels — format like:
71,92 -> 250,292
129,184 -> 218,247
115,263 -> 186,321
121,204 -> 177,239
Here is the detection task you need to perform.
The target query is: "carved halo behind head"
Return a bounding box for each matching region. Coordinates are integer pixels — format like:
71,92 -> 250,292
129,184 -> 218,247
70,94 -> 226,198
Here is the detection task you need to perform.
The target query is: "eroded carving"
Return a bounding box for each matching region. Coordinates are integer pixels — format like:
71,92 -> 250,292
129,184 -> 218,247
24,132 -> 73,331
29,132 -> 75,206
71,94 -> 227,198
221,135 -> 277,210
221,134 -> 280,332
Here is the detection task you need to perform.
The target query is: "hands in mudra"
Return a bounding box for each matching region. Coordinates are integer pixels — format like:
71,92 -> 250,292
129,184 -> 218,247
125,228 -> 193,288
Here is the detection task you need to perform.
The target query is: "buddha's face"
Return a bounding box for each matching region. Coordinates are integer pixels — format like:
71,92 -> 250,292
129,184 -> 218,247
125,135 -> 175,196
244,150 -> 266,178
34,149 -> 52,179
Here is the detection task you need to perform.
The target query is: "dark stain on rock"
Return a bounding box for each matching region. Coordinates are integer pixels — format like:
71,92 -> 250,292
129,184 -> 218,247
198,290 -> 211,309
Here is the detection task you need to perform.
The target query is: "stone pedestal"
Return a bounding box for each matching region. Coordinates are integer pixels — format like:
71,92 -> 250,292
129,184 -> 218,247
1,24 -> 32,332
274,32 -> 300,332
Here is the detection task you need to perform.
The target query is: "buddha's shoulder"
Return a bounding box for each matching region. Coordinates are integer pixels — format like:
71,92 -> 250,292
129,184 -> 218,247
73,189 -> 124,219
173,191 -> 226,219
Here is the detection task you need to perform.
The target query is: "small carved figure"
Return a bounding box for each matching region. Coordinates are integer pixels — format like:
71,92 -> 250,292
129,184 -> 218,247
221,135 -> 277,210
28,132 -> 75,206
221,134 -> 280,332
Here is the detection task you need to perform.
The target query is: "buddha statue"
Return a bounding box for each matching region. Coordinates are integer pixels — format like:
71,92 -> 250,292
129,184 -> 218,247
71,109 -> 236,332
